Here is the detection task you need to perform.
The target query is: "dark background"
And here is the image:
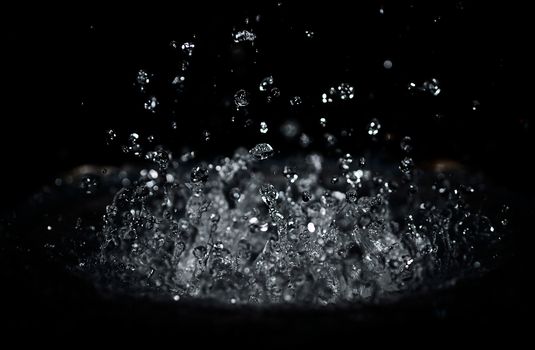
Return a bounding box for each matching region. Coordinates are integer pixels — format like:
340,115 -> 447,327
1,0 -> 533,339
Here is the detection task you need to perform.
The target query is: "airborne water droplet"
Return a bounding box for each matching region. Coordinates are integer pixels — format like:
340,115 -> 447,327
400,136 -> 413,153
232,30 -> 256,43
144,96 -> 159,113
259,76 -> 274,92
259,121 -> 269,134
367,118 -> 381,136
80,175 -> 99,195
249,143 -> 274,160
234,89 -> 250,108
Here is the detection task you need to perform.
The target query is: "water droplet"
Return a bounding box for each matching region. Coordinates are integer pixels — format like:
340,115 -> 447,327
259,121 -> 269,134
367,118 -> 381,136
260,184 -> 279,207
80,175 -> 99,195
259,76 -> 274,92
145,149 -> 170,171
122,132 -> 143,157
424,79 -> 441,96
346,189 -> 358,203
191,166 -> 209,183
399,157 -> 415,178
144,96 -> 159,113
290,96 -> 303,106
409,78 -> 441,96
325,133 -> 337,147
336,83 -> 355,100
400,136 -> 413,153
230,187 -> 241,201
339,153 -> 353,170
105,129 -> 117,146
232,30 -> 256,43
202,130 -> 211,142
136,69 -> 151,91
281,121 -> 299,139
299,133 -> 312,147
283,166 -> 298,183
234,89 -> 250,107
181,42 -> 195,56
249,143 -> 274,160
193,245 -> 207,259
322,83 -> 355,103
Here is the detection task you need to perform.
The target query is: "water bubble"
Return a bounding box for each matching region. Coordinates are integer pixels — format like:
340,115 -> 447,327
367,118 -> 381,136
144,96 -> 159,113
260,121 -> 269,134
234,89 -> 250,108
259,76 -> 274,92
249,143 -> 274,160
80,175 -> 99,195
400,136 -> 413,153
233,30 -> 256,43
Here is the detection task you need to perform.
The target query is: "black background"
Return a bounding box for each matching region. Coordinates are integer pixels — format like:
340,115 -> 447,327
1,0 -> 533,340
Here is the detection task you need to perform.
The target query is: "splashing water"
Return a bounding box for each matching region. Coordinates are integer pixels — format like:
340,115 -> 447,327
75,143 -> 505,306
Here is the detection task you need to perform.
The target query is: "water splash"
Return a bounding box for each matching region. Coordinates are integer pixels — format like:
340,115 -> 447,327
78,144 -> 505,306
